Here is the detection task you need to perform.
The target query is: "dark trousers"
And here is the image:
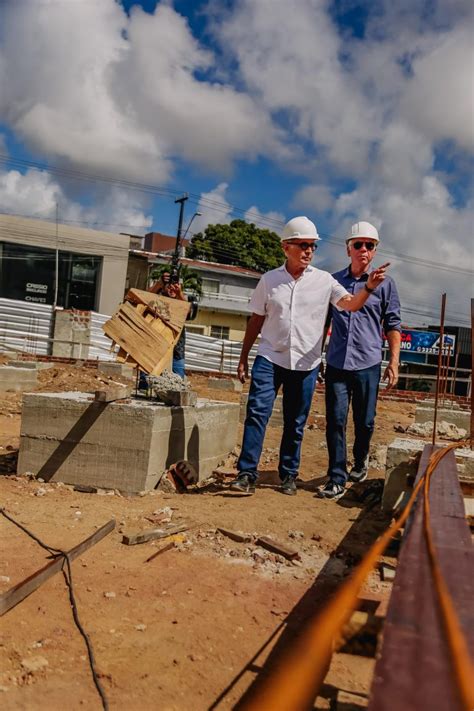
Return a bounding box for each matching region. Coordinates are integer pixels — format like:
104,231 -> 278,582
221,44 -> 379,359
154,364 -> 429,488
237,355 -> 319,481
325,363 -> 381,485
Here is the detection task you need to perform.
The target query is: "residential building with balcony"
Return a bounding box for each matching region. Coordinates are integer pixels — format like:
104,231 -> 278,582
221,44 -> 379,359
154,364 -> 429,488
149,254 -> 260,341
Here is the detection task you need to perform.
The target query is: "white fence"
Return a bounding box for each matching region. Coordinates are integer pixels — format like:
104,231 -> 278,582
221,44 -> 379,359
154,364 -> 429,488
0,298 -> 116,361
185,332 -> 255,374
0,298 -> 53,356
0,297 -> 245,371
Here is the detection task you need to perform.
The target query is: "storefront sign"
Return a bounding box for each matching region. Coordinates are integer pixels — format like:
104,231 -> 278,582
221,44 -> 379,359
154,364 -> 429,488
384,329 -> 456,355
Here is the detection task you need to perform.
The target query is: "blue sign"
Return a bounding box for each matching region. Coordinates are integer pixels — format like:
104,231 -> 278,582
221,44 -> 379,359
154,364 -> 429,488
384,329 -> 456,356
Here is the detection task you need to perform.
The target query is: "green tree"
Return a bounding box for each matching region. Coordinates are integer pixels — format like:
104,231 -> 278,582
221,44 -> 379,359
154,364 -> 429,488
150,263 -> 203,298
186,219 -> 284,273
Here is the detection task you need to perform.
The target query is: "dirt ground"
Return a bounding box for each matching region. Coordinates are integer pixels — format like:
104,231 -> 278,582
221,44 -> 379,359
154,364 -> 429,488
0,365 -> 418,710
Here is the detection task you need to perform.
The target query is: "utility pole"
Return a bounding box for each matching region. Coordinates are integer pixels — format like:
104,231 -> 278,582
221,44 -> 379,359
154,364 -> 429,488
173,194 -> 189,267
53,202 -> 59,309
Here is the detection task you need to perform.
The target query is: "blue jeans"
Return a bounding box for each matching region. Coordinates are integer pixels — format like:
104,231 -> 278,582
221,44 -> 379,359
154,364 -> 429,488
325,363 -> 381,485
237,356 -> 319,482
172,358 -> 186,379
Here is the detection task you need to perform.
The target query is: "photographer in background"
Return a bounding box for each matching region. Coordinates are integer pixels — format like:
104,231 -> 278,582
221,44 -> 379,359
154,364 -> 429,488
149,270 -> 188,378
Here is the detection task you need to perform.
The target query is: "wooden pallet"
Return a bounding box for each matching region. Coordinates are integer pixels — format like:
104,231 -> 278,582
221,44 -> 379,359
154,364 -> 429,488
102,289 -> 190,376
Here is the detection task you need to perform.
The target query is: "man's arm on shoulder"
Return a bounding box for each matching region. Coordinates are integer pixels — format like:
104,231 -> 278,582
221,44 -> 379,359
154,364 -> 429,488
237,313 -> 265,383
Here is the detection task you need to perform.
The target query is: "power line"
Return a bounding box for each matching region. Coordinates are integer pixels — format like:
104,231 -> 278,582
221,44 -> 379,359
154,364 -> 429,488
1,153 -> 472,276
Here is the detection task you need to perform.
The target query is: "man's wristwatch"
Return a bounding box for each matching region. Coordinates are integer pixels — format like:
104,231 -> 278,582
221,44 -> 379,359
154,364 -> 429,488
364,283 -> 375,293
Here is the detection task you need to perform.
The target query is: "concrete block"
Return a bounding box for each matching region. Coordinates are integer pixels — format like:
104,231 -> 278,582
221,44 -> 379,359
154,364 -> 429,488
0,366 -> 38,392
97,362 -> 136,380
383,438 -> 474,511
240,393 -> 283,427
18,392 -> 240,493
415,406 -> 470,430
208,377 -> 243,393
7,360 -> 53,371
52,310 -> 90,359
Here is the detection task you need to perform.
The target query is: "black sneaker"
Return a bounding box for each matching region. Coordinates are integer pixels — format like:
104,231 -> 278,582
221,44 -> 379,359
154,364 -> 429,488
280,476 -> 297,496
349,466 -> 368,483
317,482 -> 346,500
230,473 -> 256,495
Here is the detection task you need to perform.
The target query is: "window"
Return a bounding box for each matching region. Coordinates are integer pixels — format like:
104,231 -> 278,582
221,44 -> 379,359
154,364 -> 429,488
202,278 -> 219,294
0,242 -> 101,310
210,325 -> 230,340
185,325 -> 206,335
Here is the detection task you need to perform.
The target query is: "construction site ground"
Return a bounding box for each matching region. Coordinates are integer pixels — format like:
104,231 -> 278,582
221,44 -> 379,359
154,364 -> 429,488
0,364 -> 419,710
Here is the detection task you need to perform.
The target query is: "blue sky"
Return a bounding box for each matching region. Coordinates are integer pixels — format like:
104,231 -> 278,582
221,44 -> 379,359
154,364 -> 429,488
0,0 -> 473,325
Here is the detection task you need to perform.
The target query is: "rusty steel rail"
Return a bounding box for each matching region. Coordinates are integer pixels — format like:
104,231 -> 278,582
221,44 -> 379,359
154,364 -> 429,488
238,443 -> 473,711
367,445 -> 474,711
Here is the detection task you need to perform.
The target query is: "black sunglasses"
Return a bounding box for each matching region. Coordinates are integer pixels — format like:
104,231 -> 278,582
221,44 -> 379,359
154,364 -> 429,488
351,241 -> 376,251
286,241 -> 318,251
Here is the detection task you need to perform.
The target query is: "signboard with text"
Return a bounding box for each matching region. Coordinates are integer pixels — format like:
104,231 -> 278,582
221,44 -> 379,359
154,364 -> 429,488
384,329 -> 456,356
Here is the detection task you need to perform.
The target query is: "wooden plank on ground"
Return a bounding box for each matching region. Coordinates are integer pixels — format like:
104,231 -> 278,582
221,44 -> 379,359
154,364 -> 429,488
256,536 -> 300,561
122,523 -> 188,546
94,384 -> 133,402
0,519 -> 116,616
217,527 -> 252,543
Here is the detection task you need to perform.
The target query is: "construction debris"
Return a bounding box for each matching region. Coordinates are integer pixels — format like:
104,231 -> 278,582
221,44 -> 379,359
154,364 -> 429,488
395,420 -> 467,441
256,536 -> 300,561
122,522 -> 188,546
0,519 -> 115,616
217,527 -> 252,543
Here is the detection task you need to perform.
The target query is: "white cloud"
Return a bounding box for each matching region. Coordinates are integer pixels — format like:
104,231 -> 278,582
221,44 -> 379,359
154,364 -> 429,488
0,168 -> 153,232
193,182 -> 232,233
244,206 -> 285,231
400,27 -> 474,150
0,0 -> 276,182
293,184 -> 333,213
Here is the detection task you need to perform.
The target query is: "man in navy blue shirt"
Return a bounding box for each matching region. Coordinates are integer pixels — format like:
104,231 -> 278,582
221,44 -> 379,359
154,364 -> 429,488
318,221 -> 401,500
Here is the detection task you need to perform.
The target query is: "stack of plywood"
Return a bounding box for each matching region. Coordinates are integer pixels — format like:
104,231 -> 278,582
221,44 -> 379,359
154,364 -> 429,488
103,288 -> 190,376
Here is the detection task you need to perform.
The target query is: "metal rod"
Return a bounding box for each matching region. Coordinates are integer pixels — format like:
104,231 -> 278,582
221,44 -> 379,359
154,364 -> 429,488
432,293 -> 447,446
470,298 -> 473,450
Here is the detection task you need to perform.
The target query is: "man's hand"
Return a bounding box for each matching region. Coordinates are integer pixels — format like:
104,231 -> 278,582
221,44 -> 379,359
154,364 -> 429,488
237,358 -> 249,384
317,360 -> 325,384
383,362 -> 398,390
367,262 -> 390,290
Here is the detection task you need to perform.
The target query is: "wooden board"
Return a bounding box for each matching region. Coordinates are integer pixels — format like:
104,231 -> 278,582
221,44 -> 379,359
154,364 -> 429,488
94,385 -> 133,402
122,523 -> 188,546
0,520 -> 115,616
256,536 -> 300,561
102,290 -> 190,376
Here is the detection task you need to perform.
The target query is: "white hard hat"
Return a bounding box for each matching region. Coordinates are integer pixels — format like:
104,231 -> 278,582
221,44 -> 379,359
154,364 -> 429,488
347,221 -> 379,243
281,216 -> 320,242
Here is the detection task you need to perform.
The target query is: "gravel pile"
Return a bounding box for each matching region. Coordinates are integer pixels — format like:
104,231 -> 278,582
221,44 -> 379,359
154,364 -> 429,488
147,370 -> 190,392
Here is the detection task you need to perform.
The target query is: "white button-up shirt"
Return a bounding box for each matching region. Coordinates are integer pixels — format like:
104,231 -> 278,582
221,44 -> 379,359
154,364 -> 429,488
249,264 -> 349,371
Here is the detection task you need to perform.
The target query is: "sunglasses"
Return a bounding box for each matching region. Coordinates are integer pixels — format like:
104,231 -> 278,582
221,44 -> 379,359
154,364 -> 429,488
286,241 -> 318,251
351,241 -> 376,251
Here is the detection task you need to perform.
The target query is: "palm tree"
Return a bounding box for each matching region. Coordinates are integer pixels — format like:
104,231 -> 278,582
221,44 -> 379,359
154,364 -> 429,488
150,263 -> 203,298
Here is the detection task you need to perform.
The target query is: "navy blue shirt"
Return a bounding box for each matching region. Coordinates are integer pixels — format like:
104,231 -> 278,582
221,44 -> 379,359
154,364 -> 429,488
326,266 -> 401,371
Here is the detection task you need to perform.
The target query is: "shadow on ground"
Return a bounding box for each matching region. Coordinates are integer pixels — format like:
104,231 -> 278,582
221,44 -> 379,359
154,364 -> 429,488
209,481 -> 389,710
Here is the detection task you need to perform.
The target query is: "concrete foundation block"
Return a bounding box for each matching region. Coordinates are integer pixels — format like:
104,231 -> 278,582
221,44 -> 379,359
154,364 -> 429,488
18,392 -> 239,493
383,438 -> 474,511
7,360 -> 53,371
415,406 -> 470,430
0,366 -> 38,392
240,393 -> 283,427
208,377 -> 243,393
97,362 -> 136,380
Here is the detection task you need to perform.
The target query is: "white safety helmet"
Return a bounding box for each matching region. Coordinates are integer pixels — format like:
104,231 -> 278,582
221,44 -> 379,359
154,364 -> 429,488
347,221 -> 379,243
281,216 -> 320,242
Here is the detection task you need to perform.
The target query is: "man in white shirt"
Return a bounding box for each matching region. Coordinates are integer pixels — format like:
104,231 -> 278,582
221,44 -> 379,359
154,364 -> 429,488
231,216 -> 390,496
